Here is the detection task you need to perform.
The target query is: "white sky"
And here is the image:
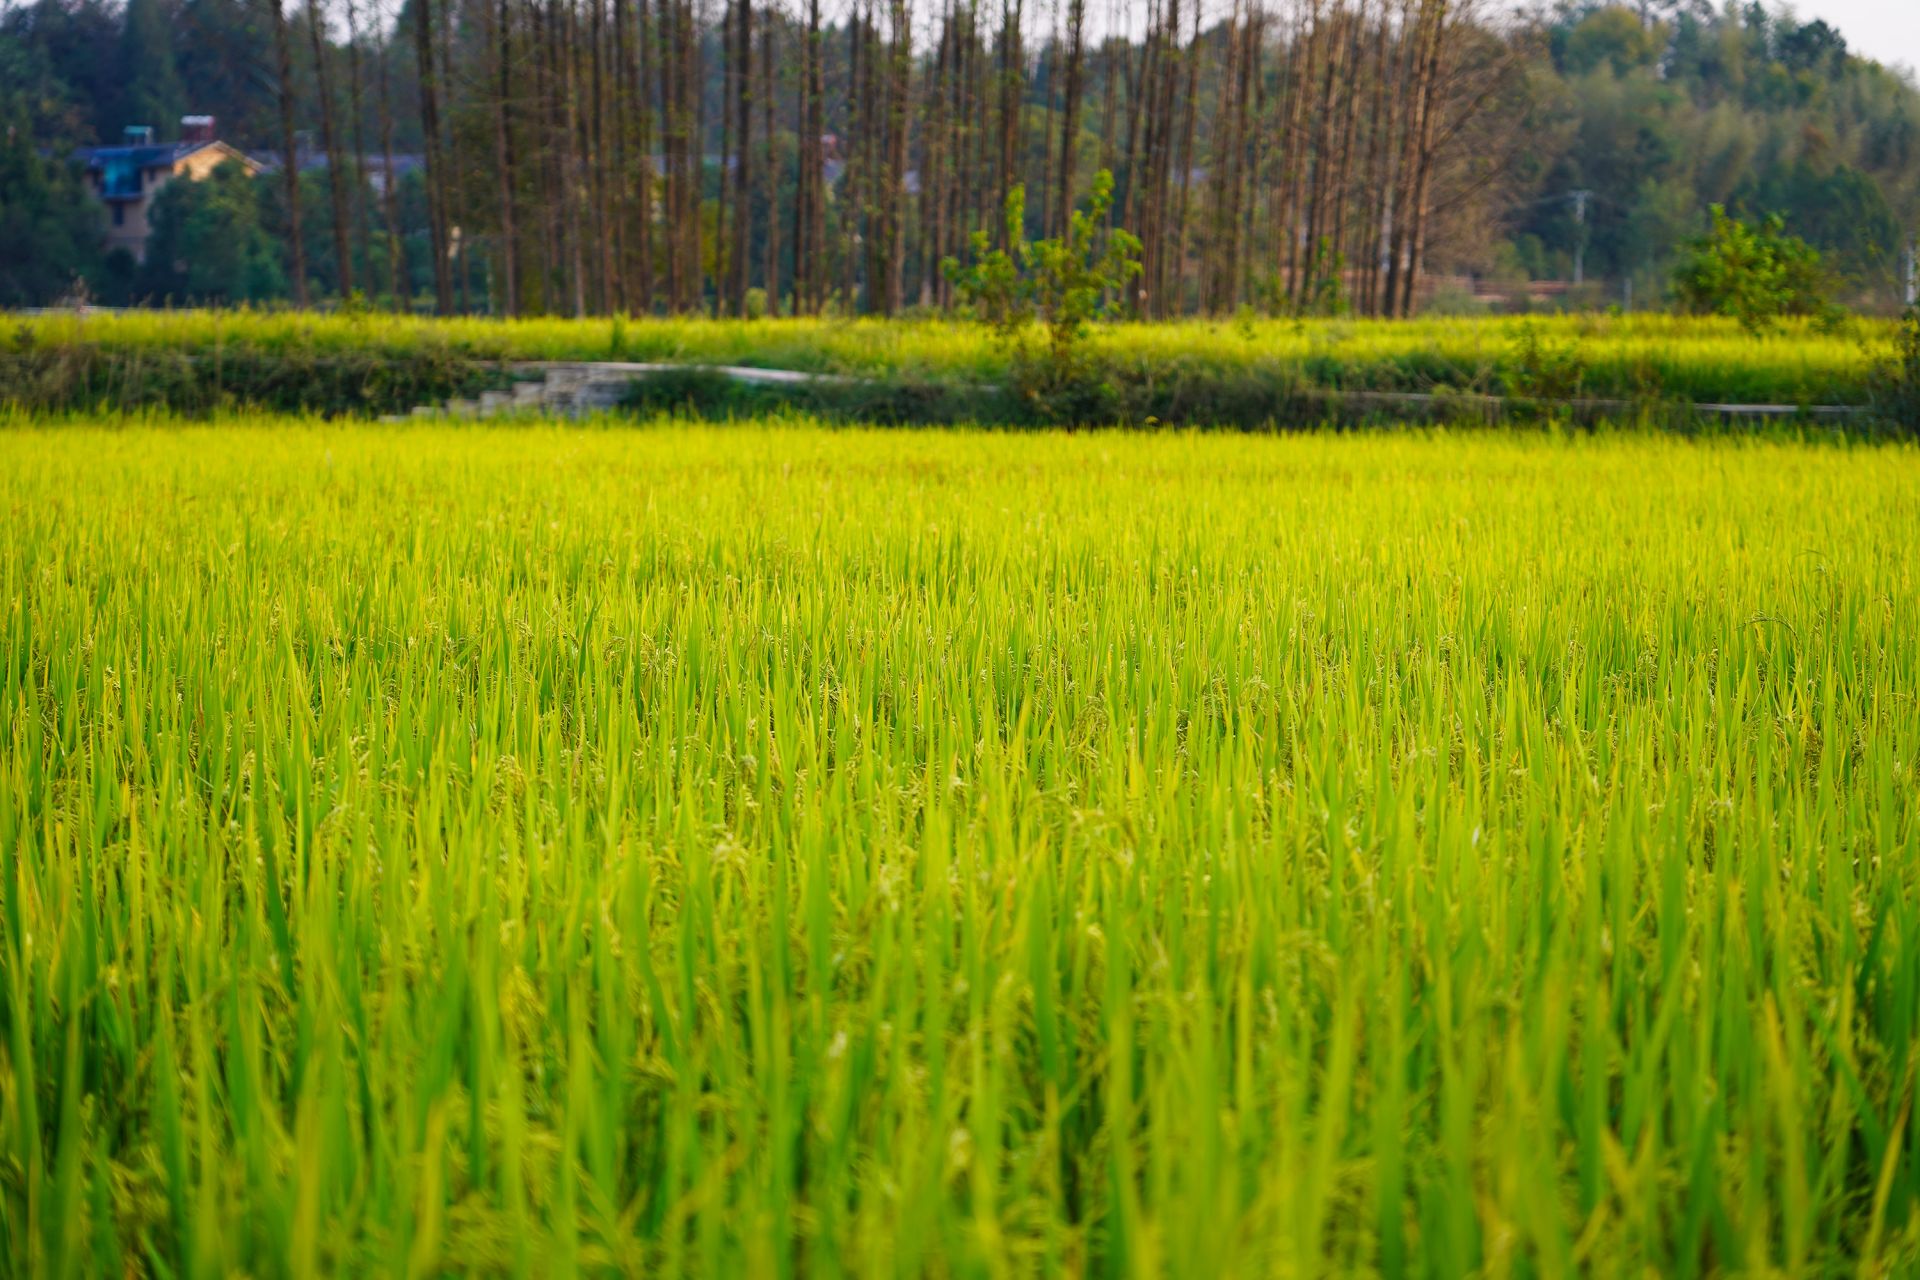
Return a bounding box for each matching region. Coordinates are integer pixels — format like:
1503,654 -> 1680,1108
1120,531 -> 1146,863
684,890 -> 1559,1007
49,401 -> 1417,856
1791,0 -> 1920,76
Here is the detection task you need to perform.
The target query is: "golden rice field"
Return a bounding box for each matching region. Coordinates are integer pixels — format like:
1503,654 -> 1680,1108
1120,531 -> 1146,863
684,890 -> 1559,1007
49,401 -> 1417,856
2,413 -> 1918,1277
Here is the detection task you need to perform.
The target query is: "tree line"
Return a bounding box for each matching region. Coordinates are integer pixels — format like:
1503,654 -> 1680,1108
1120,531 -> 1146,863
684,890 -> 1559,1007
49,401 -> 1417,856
262,0 -> 1527,319
2,0 -> 1916,314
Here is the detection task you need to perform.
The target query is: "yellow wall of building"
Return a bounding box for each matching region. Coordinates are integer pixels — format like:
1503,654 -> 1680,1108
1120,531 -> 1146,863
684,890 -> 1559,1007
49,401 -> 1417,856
93,144 -> 259,263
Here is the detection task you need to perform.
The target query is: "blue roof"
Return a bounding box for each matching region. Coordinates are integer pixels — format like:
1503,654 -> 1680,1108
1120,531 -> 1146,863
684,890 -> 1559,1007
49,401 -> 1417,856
74,142 -> 200,167
71,141 -> 228,199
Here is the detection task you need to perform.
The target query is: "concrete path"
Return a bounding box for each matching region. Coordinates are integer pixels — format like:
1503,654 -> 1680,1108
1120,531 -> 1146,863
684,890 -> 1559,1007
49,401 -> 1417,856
381,361 -> 1867,424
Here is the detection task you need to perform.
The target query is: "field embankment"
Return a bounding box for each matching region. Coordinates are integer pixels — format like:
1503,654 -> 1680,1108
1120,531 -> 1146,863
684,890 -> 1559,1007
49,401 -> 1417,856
3,309 -> 1895,424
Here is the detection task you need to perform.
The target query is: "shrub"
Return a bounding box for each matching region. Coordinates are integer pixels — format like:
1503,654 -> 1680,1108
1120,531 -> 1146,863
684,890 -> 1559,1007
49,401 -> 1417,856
1672,205 -> 1833,331
1869,306 -> 1920,431
1505,322 -> 1588,401
944,169 -> 1142,422
138,160 -> 287,305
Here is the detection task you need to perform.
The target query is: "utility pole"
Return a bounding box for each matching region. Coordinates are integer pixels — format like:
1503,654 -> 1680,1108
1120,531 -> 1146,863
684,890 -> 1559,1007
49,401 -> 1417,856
1570,189 -> 1592,287
1905,238 -> 1917,307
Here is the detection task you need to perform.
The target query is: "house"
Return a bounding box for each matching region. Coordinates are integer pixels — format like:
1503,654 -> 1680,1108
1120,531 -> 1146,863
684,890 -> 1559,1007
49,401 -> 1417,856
359,153 -> 424,197
255,143 -> 425,197
74,116 -> 261,262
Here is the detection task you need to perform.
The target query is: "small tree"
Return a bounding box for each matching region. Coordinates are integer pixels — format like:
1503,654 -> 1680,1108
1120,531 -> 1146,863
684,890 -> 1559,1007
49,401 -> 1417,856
944,169 -> 1142,417
1870,306 -> 1920,432
1673,204 -> 1832,330
139,161 -> 287,304
0,110 -> 104,306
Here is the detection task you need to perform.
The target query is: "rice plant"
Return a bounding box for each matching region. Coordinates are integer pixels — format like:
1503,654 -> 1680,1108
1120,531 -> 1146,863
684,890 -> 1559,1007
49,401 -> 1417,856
1,414 -> 1917,1277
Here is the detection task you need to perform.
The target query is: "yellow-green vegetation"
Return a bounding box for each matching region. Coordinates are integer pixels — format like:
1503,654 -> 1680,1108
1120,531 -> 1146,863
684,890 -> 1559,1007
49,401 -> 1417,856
7,309 -> 1895,406
3,415 -> 1918,1276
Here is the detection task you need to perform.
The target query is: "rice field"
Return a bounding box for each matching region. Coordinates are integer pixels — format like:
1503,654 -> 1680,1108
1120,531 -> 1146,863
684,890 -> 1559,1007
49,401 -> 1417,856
8,309 -> 1894,405
2,414 -> 1918,1277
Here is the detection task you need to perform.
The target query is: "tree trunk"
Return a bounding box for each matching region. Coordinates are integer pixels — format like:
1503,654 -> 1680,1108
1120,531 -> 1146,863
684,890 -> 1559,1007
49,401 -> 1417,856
794,5 -> 814,312
1148,0 -> 1181,315
804,0 -> 825,311
1168,0 -> 1199,315
1327,0 -> 1368,294
918,4 -> 949,305
592,0 -> 614,314
846,4 -> 868,311
761,11 -> 780,311
1117,0 -> 1155,267
1355,1 -> 1395,315
1276,2 -> 1313,307
343,0 -> 373,292
996,0 -> 1022,243
1390,0 -> 1444,317
494,0 -> 521,316
1054,0 -> 1085,234
635,0 -> 656,312
730,0 -> 753,315
415,0 -> 453,313
718,0 -> 734,314
531,0 -> 556,307
884,0 -> 909,313
270,0 -> 308,307
558,0 -> 586,316
1302,0 -> 1346,309
1124,0 -> 1158,310
306,0 -> 353,296
439,0 -> 464,310
683,0 -> 702,311
613,0 -> 633,309
658,0 -> 681,309
375,0 -> 404,307
1034,19 -> 1053,236
1398,1 -> 1446,317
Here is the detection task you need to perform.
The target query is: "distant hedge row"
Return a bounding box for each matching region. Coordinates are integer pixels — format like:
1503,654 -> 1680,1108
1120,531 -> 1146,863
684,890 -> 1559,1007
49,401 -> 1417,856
0,345 -> 506,416
4,310 -> 1908,430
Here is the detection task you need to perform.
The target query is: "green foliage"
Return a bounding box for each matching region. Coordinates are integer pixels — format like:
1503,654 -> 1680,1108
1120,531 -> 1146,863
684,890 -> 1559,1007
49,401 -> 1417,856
1506,321 -> 1588,400
0,108 -> 101,306
139,161 -> 286,305
3,310 -> 1895,417
1673,204 -> 1833,330
1736,161 -> 1902,286
1298,238 -> 1350,317
0,340 -> 504,416
116,0 -> 183,134
1523,6 -> 1917,306
944,169 -> 1142,419
1024,172 -> 1144,367
2,421 -> 1919,1274
1558,5 -> 1664,77
942,186 -> 1028,334
1869,306 -> 1920,430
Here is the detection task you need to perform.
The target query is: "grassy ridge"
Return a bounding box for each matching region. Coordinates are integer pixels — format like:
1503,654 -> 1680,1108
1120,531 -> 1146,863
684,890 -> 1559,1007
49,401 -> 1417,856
6,309 -> 1894,408
3,415 -> 1917,1275
0,342 -> 504,418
